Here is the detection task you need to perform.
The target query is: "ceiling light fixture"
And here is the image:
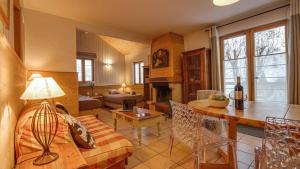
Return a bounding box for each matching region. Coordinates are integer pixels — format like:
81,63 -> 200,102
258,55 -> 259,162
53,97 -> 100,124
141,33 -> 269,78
213,0 -> 240,6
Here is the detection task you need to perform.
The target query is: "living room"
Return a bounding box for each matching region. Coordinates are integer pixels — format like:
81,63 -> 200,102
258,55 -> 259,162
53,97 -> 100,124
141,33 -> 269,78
0,0 -> 299,169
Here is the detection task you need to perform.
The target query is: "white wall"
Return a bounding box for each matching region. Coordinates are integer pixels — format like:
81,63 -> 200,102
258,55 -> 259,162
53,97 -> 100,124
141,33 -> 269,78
77,30 -> 97,53
184,30 -> 210,51
96,38 -> 125,85
77,31 -> 126,85
125,48 -> 150,85
23,9 -> 77,72
183,6 -> 289,52
218,6 -> 289,36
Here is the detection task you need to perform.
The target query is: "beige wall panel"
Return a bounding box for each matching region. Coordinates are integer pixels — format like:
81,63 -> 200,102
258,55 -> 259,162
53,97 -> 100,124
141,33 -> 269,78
0,34 -> 26,169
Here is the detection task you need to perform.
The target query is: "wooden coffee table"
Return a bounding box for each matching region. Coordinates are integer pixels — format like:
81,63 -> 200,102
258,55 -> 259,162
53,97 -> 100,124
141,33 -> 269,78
111,108 -> 164,145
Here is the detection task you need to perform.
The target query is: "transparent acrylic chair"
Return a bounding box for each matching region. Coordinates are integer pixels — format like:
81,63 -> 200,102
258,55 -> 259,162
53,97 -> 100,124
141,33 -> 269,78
197,90 -> 227,135
255,117 -> 300,169
168,101 -> 237,169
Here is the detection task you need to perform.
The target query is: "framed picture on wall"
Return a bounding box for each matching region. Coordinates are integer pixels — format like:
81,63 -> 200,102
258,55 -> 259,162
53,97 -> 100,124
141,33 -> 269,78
0,0 -> 10,28
152,49 -> 169,69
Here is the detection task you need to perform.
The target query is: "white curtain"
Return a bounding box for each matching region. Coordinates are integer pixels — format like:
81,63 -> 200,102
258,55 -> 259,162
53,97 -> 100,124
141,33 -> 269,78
288,0 -> 300,104
209,26 -> 222,91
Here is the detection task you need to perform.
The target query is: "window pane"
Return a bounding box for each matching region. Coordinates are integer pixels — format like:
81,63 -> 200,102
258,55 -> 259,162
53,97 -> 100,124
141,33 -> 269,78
85,59 -> 93,82
254,26 -> 287,103
223,35 -> 248,96
135,63 -> 140,84
140,63 -> 144,84
76,59 -> 82,81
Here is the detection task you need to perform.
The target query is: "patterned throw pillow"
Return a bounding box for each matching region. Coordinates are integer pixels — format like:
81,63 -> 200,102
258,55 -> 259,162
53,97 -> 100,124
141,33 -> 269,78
55,104 -> 96,149
55,102 -> 70,115
64,114 -> 96,149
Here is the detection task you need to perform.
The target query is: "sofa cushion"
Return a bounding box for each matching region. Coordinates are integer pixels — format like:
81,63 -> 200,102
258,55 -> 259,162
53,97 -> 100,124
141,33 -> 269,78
76,115 -> 133,168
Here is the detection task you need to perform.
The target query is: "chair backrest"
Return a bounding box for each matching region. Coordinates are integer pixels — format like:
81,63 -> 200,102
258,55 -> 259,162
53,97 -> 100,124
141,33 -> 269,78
169,100 -> 202,148
197,90 -> 217,100
262,117 -> 300,168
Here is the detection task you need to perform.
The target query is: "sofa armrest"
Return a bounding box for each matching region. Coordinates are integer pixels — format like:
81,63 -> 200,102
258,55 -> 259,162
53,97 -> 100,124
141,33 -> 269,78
16,141 -> 87,169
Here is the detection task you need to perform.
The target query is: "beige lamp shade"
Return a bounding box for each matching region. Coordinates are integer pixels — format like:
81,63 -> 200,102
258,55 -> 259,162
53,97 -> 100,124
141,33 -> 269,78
213,0 -> 239,6
20,77 -> 65,100
121,83 -> 127,88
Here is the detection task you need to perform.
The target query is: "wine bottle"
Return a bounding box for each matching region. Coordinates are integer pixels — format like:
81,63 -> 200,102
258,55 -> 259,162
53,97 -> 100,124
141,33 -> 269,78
234,76 -> 244,110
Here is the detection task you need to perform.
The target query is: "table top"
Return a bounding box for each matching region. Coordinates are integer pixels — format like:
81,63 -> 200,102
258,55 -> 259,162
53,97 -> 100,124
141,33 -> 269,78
285,104 -> 300,120
112,108 -> 163,121
188,100 -> 291,128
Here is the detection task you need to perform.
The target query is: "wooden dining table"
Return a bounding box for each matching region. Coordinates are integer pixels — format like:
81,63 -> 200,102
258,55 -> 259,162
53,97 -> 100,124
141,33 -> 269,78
188,100 -> 300,168
188,100 -> 300,141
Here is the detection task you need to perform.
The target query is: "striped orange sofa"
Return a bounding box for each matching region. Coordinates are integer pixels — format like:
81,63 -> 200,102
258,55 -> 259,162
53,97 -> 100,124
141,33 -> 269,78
15,106 -> 133,169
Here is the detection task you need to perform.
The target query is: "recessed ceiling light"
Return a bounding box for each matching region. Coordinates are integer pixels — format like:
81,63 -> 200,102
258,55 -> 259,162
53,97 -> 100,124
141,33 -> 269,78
213,0 -> 240,6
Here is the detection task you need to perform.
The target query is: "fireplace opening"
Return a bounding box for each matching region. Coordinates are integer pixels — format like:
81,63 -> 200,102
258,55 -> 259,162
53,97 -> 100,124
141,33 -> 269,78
153,83 -> 172,103
157,86 -> 172,102
152,82 -> 172,117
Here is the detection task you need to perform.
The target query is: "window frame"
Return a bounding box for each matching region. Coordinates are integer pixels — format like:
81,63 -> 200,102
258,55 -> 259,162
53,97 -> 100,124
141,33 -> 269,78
220,20 -> 288,102
76,53 -> 95,83
133,61 -> 144,85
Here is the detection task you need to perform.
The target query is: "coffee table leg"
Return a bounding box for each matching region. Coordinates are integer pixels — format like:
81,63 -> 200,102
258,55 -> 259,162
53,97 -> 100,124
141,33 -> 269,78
114,118 -> 117,131
137,127 -> 142,146
157,122 -> 160,136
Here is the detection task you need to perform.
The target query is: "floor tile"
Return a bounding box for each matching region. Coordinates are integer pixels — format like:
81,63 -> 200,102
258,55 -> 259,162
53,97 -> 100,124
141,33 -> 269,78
132,163 -> 150,169
237,141 -> 256,154
133,146 -> 158,162
239,134 -> 262,147
237,150 -> 254,165
143,154 -> 178,169
177,155 -> 194,169
238,161 -> 251,169
161,147 -> 190,163
175,142 -> 192,153
159,136 -> 180,146
126,156 -> 142,169
147,140 -> 169,153
205,148 -> 222,162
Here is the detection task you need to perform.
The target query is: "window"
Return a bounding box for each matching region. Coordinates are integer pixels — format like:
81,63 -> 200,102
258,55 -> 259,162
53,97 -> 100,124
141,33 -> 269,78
76,58 -> 94,82
223,34 -> 248,97
221,21 -> 287,103
134,62 -> 144,84
76,59 -> 83,81
254,26 -> 287,102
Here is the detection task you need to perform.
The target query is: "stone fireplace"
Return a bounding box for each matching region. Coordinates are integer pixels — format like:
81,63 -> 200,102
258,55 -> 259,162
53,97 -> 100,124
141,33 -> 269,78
147,32 -> 184,113
152,83 -> 172,103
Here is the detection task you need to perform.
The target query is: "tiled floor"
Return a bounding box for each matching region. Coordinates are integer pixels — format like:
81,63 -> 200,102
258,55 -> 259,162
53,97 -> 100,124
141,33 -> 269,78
98,108 -> 262,169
